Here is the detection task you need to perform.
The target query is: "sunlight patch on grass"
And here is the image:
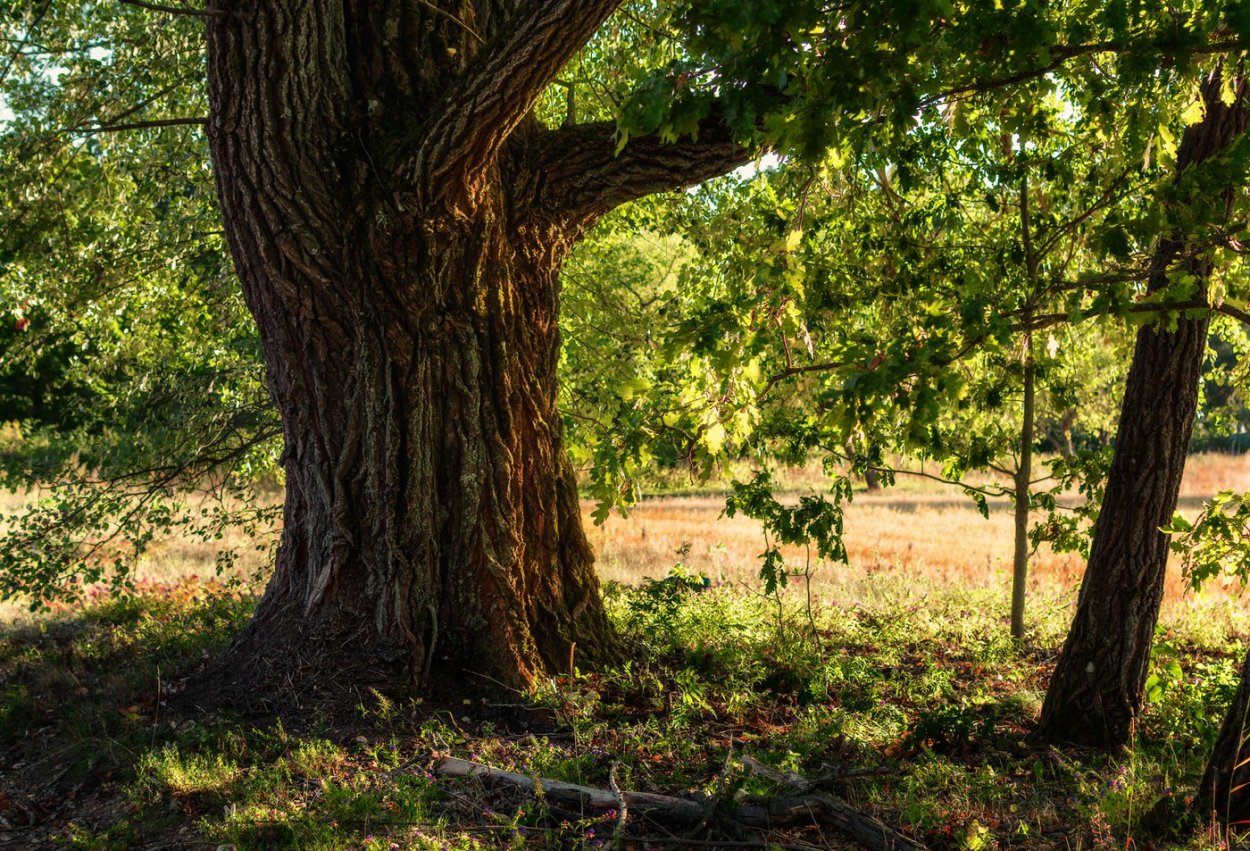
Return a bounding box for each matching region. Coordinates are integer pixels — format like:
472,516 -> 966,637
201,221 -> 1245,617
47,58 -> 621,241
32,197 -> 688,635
140,745 -> 241,797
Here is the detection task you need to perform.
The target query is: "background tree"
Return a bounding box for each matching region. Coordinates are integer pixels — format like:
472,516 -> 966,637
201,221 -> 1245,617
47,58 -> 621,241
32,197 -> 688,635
1037,68 -> 1250,749
624,72 -> 1181,642
0,1 -> 278,600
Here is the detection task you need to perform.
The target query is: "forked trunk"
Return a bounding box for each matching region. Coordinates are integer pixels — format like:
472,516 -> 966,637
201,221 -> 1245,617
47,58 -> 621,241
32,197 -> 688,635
194,0 -> 753,704
1036,71 -> 1249,748
198,2 -> 627,701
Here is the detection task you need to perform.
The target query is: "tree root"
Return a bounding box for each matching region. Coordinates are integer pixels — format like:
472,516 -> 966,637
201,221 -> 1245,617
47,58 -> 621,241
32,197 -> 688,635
436,756 -> 924,851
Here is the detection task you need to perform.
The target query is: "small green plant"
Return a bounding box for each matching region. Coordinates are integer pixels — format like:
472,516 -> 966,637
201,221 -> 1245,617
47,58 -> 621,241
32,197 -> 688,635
622,563 -> 710,639
137,744 -> 241,799
1145,638 -> 1185,706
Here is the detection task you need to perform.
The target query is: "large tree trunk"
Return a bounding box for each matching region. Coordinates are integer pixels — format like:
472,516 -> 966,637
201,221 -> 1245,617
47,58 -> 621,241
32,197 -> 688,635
197,1 -> 747,703
220,195 -> 614,693
199,2 -> 617,698
1034,297 -> 1211,746
1035,72 -> 1249,748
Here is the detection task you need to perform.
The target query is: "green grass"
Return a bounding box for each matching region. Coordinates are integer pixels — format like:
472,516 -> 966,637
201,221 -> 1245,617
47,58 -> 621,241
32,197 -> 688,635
0,576 -> 1245,849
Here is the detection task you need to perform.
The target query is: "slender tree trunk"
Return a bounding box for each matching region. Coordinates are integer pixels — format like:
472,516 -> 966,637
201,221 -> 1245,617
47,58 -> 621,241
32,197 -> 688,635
1012,169 -> 1037,641
847,439 -> 881,490
1035,71 -> 1249,748
864,463 -> 881,491
1011,337 -> 1034,640
1060,409 -> 1077,460
1197,649 -> 1250,829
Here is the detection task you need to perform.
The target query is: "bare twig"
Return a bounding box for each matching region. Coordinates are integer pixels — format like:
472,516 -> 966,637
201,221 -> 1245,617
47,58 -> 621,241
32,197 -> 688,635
118,0 -> 226,17
0,0 -> 52,88
686,737 -> 736,840
73,117 -> 207,134
412,0 -> 484,43
608,762 -> 628,846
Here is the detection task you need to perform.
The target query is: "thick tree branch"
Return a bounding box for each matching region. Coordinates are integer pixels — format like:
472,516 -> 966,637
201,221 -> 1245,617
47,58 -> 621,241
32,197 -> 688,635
1218,302 -> 1250,325
529,33 -> 1240,226
410,0 -> 622,215
533,112 -> 756,227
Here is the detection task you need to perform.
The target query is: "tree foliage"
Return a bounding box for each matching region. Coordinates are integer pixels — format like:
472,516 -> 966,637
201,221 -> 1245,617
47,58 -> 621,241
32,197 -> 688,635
0,2 -> 276,604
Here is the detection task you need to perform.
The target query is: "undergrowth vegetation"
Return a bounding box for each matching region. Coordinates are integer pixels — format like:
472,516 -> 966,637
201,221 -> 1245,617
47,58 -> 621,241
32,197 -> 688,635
0,574 -> 1247,849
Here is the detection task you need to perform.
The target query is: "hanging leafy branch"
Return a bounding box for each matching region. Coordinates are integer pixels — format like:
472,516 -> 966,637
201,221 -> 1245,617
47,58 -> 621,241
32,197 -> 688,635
1166,492 -> 1250,592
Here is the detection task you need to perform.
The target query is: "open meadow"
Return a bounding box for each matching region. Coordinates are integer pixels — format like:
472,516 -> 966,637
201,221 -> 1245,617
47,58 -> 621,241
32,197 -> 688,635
591,452 -> 1250,619
5,451 -> 1240,625
0,453 -> 1247,849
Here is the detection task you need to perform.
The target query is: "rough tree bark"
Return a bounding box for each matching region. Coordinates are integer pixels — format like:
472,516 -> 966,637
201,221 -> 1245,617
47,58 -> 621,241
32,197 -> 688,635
200,0 -> 750,701
1035,70 -> 1249,748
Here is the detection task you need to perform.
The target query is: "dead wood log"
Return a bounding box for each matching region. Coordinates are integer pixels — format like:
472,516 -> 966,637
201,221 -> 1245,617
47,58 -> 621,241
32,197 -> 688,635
437,756 -> 707,821
435,756 -> 925,851
734,791 -> 923,851
738,755 -> 922,851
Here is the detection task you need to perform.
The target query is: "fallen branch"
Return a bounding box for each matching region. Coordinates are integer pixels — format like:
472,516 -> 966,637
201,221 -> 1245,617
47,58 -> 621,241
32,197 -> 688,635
435,756 -> 924,851
739,755 -> 921,850
437,756 -> 705,821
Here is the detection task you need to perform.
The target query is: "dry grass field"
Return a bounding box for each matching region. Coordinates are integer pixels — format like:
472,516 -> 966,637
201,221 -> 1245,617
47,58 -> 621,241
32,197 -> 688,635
588,452 -> 1250,627
1,452 -> 1247,628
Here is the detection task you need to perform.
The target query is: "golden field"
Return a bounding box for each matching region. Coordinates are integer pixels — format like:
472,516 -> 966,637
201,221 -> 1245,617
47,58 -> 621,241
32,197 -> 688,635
588,452 -> 1250,632
1,452 -> 1248,629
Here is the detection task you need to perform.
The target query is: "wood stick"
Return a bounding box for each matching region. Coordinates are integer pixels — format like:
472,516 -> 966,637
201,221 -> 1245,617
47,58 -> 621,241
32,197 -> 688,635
437,757 -> 706,822
435,756 -> 926,851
